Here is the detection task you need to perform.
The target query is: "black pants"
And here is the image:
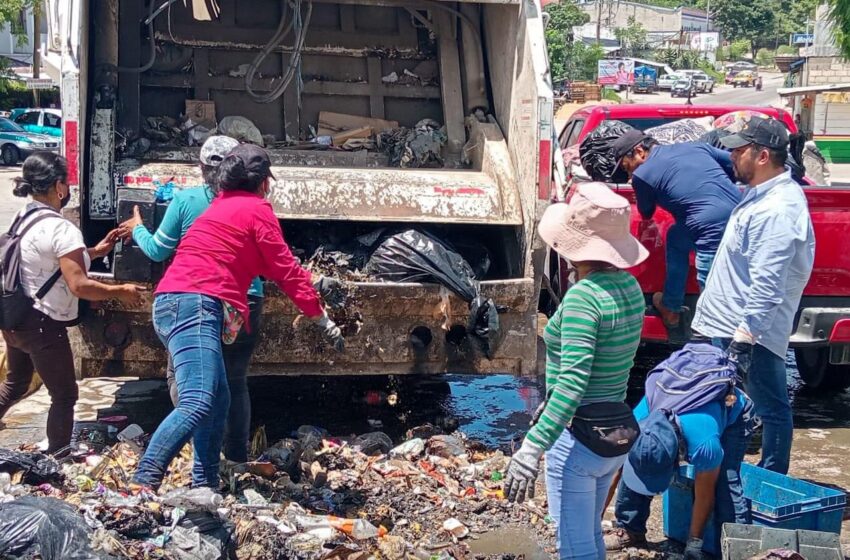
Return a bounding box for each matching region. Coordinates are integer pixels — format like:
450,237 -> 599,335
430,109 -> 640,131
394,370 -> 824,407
0,307 -> 78,453
166,295 -> 263,463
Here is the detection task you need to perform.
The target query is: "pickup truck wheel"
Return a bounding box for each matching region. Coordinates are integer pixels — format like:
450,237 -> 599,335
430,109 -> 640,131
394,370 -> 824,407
794,347 -> 850,390
1,145 -> 19,166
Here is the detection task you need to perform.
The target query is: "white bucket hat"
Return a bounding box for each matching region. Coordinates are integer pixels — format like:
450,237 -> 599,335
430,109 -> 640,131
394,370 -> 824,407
538,182 -> 649,269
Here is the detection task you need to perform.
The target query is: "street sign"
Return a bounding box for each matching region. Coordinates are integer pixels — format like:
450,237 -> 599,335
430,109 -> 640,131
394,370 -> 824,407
793,33 -> 814,44
25,78 -> 57,90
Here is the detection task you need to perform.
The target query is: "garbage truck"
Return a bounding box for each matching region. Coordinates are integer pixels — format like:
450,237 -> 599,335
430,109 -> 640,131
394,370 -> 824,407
43,0 -> 556,377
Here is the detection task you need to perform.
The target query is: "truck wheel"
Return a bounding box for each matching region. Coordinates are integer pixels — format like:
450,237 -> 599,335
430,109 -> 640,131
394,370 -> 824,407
794,347 -> 850,390
1,145 -> 19,166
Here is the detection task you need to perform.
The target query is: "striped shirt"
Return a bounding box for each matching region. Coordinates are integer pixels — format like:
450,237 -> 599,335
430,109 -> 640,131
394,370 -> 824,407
526,270 -> 645,450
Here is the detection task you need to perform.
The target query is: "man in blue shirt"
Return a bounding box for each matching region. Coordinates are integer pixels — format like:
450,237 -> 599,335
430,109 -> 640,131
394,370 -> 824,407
613,131 -> 741,328
693,117 -> 815,474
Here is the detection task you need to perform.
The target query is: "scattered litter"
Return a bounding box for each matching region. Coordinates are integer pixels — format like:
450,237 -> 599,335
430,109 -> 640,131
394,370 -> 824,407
0,418 -> 552,558
382,71 -> 399,83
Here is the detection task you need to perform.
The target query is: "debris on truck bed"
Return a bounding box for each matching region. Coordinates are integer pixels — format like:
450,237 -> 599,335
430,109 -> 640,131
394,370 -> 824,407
377,119 -> 448,168
0,423 -> 554,560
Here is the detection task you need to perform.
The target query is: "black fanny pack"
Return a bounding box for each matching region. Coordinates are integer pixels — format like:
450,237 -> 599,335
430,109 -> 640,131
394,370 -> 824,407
570,402 -> 640,458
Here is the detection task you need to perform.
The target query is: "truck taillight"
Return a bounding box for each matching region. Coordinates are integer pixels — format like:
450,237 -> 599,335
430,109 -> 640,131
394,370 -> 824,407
539,138 -> 552,200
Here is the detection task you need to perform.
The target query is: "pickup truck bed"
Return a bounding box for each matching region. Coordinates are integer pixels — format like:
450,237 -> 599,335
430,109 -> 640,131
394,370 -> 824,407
554,104 -> 850,390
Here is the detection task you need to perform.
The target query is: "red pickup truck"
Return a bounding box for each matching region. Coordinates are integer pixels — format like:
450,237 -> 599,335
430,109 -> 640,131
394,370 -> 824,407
552,104 -> 850,390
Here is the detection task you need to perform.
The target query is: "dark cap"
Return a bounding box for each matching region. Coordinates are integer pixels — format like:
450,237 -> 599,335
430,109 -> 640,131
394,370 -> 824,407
621,410 -> 680,496
224,143 -> 276,180
720,117 -> 789,151
613,129 -> 650,170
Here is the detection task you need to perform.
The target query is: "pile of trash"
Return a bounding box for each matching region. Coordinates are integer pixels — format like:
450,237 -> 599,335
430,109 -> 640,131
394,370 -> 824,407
0,423 -> 554,560
376,119 -> 448,168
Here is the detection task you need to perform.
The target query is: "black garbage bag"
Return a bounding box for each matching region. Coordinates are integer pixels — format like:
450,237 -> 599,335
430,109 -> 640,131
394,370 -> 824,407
0,496 -> 104,559
365,230 -> 503,358
0,448 -> 62,485
579,120 -> 637,183
698,128 -> 732,149
165,511 -> 237,560
351,432 -> 394,456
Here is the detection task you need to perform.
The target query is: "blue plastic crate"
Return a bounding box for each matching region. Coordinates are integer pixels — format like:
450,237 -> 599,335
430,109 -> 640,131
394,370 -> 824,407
741,463 -> 846,532
663,463 -> 846,555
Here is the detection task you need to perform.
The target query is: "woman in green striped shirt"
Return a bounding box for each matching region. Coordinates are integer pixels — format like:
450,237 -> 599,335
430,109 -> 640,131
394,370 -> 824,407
505,182 -> 648,560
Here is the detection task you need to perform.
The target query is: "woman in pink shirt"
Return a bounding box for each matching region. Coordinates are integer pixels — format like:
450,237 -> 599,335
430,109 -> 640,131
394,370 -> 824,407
133,144 -> 344,489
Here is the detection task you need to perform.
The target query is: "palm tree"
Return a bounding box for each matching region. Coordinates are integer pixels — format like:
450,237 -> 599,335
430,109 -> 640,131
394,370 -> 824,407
831,0 -> 850,57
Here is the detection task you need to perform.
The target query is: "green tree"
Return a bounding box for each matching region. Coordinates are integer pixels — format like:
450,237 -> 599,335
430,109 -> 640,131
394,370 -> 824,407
544,1 -> 591,81
614,16 -> 650,58
711,0 -> 776,49
755,47 -> 775,66
830,0 -> 850,57
776,44 -> 798,55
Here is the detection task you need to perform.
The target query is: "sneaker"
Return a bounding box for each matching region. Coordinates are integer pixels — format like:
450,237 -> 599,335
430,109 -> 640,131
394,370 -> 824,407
604,527 -> 648,551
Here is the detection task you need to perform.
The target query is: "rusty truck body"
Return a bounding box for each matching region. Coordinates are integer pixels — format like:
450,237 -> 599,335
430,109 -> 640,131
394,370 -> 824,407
44,0 -> 555,377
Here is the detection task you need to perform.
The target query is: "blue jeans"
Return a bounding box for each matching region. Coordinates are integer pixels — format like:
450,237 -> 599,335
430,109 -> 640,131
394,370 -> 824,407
663,223 -> 716,310
166,295 -> 264,463
614,413 -> 750,551
134,293 -> 230,488
546,429 -> 627,560
714,338 -> 792,474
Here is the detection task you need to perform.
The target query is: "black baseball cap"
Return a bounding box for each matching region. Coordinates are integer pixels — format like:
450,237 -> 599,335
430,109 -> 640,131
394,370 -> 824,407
720,117 -> 789,151
224,143 -> 276,180
613,129 -> 650,170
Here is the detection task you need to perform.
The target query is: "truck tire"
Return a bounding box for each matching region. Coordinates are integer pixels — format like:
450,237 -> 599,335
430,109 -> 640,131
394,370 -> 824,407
794,347 -> 850,390
1,145 -> 19,166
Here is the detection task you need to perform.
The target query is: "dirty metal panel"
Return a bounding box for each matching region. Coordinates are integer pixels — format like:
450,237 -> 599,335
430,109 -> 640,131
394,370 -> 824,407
116,162 -> 523,224
88,108 -> 115,218
73,278 -> 538,376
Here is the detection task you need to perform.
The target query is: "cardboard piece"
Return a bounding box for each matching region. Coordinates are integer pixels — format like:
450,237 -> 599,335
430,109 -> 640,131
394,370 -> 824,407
185,100 -> 216,128
317,111 -> 398,137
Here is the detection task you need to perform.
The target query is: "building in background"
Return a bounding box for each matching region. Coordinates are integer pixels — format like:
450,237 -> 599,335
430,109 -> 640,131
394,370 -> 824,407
0,6 -> 45,67
780,3 -> 850,163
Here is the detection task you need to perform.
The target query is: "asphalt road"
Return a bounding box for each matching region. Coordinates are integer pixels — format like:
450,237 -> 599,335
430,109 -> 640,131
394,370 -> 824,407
628,72 -> 783,108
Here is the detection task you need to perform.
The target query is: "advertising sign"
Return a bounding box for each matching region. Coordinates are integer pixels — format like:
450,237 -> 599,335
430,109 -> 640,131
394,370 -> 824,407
598,59 -> 634,86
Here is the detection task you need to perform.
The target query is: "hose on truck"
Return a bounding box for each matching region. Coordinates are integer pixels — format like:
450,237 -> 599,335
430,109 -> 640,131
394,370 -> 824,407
117,0 -> 180,73
245,0 -> 313,104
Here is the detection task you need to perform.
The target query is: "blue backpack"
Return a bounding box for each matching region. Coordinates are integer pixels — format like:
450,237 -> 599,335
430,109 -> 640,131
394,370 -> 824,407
645,343 -> 737,415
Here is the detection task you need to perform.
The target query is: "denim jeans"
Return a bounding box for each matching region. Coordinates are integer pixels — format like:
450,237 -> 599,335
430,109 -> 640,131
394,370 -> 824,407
166,295 -> 263,463
714,338 -> 792,474
614,412 -> 750,552
663,223 -> 716,309
546,429 -> 627,560
134,293 -> 230,488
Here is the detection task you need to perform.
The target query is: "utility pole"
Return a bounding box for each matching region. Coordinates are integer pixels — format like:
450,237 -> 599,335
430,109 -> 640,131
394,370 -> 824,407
596,0 -> 602,44
31,3 -> 41,107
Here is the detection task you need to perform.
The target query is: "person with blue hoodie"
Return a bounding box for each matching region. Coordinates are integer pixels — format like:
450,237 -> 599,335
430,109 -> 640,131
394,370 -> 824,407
604,346 -> 754,559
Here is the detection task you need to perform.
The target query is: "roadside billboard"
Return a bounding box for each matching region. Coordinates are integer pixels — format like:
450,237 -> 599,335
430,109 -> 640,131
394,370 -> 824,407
598,59 -> 634,86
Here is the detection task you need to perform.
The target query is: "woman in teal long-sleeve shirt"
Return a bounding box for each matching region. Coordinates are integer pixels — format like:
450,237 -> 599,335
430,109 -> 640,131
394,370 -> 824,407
118,135 -> 261,463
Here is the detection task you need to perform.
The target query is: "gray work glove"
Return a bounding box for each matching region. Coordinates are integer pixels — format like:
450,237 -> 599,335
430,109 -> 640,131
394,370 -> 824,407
683,537 -> 705,560
313,276 -> 346,309
317,312 -> 345,352
504,439 -> 544,503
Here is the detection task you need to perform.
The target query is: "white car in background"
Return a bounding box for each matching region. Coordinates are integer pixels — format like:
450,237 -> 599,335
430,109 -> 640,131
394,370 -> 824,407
657,73 -> 681,90
692,73 -> 715,93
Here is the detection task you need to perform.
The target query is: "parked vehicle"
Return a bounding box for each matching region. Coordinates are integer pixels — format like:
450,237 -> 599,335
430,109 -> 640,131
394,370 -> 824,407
633,66 -> 657,94
691,73 -> 714,93
671,78 -> 696,98
49,0 -> 555,377
732,71 -> 756,88
0,117 -> 60,165
657,73 -> 681,90
11,108 -> 62,137
556,104 -> 850,390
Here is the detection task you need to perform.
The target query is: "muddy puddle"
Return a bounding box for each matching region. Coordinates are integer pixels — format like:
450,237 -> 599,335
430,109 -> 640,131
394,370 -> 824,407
467,526 -> 550,559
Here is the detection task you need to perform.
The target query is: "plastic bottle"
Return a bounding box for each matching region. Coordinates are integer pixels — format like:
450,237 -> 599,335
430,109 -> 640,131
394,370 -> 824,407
161,487 -> 223,513
292,514 -> 383,540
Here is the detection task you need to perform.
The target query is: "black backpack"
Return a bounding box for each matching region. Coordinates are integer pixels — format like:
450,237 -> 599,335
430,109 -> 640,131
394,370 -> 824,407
0,207 -> 63,330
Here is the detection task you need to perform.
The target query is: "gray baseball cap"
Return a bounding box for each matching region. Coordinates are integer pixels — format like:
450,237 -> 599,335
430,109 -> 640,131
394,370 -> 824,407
200,135 -> 239,166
